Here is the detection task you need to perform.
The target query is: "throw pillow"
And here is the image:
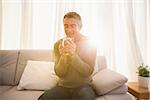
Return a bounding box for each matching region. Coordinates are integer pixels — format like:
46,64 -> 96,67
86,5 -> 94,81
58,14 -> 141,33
92,69 -> 127,95
17,60 -> 59,90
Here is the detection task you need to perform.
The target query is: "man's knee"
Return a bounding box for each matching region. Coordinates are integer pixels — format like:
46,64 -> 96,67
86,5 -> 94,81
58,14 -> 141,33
80,90 -> 95,100
73,85 -> 95,100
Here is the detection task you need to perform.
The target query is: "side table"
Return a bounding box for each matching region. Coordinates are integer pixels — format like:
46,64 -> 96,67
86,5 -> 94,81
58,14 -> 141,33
127,82 -> 150,100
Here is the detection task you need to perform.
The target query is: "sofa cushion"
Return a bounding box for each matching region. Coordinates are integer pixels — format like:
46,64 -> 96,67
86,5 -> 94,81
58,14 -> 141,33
17,60 -> 58,90
0,50 -> 19,85
96,56 -> 107,70
0,86 -> 12,94
2,86 -> 44,100
107,84 -> 128,94
96,94 -> 133,100
92,69 -> 127,95
92,56 -> 107,76
15,50 -> 54,85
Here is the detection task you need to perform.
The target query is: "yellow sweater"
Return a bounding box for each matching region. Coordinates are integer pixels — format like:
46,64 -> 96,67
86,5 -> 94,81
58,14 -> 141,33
54,36 -> 97,88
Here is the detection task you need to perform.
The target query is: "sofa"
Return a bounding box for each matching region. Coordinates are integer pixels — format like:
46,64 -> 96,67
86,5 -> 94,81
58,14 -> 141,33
0,50 -> 133,100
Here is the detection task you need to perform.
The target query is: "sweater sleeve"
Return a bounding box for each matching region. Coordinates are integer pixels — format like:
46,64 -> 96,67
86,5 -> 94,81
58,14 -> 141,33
71,41 -> 97,77
54,41 -> 69,78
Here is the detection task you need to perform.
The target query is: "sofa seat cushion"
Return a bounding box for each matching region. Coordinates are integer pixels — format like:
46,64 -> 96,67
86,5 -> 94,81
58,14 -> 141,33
107,84 -> 128,94
96,94 -> 133,100
95,96 -> 105,100
0,86 -> 12,94
2,86 -> 44,100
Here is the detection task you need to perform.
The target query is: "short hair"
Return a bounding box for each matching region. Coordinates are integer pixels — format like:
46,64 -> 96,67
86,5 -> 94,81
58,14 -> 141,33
64,12 -> 82,27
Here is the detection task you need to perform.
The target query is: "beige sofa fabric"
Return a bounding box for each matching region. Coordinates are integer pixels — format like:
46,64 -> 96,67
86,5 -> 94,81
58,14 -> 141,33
0,50 -> 19,85
107,84 -> 128,94
14,50 -> 54,84
96,56 -> 107,70
2,86 -> 44,100
101,94 -> 133,100
95,94 -> 132,100
92,69 -> 127,95
0,86 -> 12,94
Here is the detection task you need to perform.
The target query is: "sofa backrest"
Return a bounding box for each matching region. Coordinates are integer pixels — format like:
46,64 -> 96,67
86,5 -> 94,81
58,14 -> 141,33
0,50 -> 19,85
14,50 -> 54,85
96,56 -> 107,70
0,50 -> 107,85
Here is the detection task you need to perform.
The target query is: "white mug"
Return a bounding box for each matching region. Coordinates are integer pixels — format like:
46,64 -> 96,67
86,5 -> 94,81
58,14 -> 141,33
62,37 -> 72,47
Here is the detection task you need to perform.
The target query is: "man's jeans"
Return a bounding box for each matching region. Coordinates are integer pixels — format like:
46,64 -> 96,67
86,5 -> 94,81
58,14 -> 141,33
38,85 -> 95,100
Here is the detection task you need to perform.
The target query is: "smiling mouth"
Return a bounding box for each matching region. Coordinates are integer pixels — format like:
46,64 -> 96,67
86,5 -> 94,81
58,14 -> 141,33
66,32 -> 74,37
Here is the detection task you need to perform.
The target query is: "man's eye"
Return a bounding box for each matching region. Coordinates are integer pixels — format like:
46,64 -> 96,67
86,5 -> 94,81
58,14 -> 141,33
64,25 -> 68,28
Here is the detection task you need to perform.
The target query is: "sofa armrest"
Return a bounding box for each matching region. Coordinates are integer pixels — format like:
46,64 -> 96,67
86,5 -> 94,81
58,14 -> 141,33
92,69 -> 128,95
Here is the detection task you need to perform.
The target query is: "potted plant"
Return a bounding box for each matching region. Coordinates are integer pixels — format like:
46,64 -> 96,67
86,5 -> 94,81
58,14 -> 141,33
136,64 -> 150,88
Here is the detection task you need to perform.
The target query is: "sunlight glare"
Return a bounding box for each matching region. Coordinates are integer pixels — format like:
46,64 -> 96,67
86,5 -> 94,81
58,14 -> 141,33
88,36 -> 100,48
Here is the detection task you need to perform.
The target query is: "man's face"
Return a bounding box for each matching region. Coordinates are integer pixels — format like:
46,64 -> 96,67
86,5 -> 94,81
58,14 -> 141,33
63,18 -> 81,38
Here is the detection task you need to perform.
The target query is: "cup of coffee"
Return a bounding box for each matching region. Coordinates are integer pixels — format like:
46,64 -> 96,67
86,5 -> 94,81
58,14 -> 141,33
62,37 -> 72,47
62,37 -> 72,56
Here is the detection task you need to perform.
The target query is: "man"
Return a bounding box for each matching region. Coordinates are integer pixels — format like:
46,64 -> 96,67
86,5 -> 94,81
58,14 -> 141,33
38,12 -> 97,100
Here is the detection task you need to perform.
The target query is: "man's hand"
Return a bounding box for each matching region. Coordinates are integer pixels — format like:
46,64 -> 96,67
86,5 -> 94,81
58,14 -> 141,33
59,39 -> 76,64
59,39 -> 76,56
